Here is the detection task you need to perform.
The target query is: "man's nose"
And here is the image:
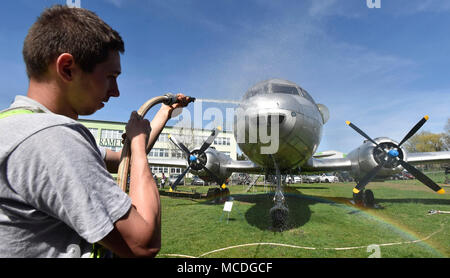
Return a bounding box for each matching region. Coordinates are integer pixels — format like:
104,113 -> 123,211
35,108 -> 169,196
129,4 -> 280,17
110,88 -> 120,97
109,80 -> 120,97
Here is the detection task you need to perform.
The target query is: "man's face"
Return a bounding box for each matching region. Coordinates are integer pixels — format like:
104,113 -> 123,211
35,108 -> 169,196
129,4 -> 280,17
70,50 -> 121,115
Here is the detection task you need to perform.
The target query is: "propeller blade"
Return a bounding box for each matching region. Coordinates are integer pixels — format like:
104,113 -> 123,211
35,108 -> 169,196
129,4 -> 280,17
170,166 -> 191,191
198,126 -> 222,154
397,160 -> 445,194
353,161 -> 386,194
398,116 -> 429,147
346,121 -> 382,150
168,134 -> 191,157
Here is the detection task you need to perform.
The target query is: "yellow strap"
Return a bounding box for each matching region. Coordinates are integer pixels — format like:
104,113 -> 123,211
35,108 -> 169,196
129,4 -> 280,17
0,109 -> 34,119
90,243 -> 103,258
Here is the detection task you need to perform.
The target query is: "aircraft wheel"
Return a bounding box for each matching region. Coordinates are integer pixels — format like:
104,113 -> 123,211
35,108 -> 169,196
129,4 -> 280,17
221,188 -> 230,199
206,188 -> 221,200
353,191 -> 364,205
363,190 -> 375,208
270,204 -> 289,230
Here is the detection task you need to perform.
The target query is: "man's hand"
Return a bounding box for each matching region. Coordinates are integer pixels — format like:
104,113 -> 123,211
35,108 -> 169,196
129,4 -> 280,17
163,93 -> 194,118
125,111 -> 151,152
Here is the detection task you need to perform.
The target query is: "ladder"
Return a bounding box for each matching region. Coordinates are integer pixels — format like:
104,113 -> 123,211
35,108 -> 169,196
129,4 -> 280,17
245,175 -> 262,192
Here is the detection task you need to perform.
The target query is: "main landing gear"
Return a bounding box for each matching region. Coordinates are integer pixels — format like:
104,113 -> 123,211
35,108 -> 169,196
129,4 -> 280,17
352,189 -> 375,208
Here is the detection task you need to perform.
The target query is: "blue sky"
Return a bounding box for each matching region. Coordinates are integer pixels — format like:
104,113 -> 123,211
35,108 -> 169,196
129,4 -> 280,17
1,0 -> 449,153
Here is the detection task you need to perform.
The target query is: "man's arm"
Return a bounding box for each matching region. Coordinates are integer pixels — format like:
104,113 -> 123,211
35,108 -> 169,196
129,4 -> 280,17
104,149 -> 122,173
146,105 -> 172,153
99,112 -> 161,257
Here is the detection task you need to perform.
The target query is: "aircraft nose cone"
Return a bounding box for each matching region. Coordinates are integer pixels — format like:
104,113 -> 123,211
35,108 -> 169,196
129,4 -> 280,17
189,155 -> 197,162
388,149 -> 399,158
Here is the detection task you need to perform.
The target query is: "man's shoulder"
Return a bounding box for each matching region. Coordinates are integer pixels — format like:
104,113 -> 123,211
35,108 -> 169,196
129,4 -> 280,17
0,111 -> 95,163
0,111 -> 84,138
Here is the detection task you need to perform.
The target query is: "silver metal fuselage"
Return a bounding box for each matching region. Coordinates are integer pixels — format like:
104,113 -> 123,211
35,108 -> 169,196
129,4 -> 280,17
233,80 -> 324,172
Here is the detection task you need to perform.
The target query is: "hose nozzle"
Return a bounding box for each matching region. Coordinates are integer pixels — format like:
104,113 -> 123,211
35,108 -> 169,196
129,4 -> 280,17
163,93 -> 196,106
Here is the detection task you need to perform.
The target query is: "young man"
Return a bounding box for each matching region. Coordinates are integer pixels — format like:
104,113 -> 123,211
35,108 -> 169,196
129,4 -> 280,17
0,5 -> 191,257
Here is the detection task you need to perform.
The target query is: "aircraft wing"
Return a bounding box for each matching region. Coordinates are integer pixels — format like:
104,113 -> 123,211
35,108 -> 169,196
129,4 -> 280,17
147,151 -> 450,175
303,157 -> 352,172
312,151 -> 337,158
302,151 -> 450,173
222,159 -> 263,174
148,158 -> 188,168
405,151 -> 450,165
148,156 -> 262,174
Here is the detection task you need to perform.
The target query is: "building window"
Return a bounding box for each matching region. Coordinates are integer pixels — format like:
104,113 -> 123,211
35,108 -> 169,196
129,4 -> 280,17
149,148 -> 169,158
151,166 -> 169,174
158,133 -> 169,143
212,137 -> 230,146
88,128 -> 98,139
171,149 -> 184,159
101,129 -> 123,140
170,168 -> 182,174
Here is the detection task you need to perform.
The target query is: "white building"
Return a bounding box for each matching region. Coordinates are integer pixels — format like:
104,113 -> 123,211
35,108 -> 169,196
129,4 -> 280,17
79,119 -> 237,178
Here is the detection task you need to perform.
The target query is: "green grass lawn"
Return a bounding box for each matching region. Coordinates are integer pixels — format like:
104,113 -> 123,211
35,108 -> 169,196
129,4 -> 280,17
157,181 -> 450,258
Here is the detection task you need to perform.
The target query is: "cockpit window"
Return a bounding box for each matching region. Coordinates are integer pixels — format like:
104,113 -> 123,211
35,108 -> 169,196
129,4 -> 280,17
243,84 -> 270,99
299,88 -> 316,104
243,80 -> 317,104
271,84 -> 299,95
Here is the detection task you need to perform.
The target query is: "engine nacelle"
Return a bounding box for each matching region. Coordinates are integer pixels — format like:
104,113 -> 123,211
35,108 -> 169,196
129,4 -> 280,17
347,137 -> 407,181
190,148 -> 232,184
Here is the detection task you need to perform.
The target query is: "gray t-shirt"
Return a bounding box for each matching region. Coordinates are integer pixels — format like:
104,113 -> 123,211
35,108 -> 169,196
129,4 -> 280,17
0,96 -> 131,258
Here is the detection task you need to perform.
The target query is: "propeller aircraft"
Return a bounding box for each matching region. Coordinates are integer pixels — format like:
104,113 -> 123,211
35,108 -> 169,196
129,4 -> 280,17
149,78 -> 450,227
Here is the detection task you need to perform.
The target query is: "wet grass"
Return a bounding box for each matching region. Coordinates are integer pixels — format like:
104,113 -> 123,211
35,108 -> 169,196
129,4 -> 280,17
157,181 -> 450,258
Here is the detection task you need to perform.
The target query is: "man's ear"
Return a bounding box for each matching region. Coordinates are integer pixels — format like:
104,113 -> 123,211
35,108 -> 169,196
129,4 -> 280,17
56,53 -> 76,82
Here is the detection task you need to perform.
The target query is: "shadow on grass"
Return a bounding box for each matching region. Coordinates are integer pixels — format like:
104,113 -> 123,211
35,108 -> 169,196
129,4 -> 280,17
255,185 -> 330,191
164,185 -> 450,232
231,192 -> 317,231
231,191 -> 450,231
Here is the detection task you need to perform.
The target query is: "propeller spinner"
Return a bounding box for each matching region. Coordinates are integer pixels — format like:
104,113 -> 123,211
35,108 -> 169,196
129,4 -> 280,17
346,116 -> 445,195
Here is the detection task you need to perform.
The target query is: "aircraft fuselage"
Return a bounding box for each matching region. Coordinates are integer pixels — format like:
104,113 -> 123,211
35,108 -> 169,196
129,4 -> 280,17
233,79 -> 327,172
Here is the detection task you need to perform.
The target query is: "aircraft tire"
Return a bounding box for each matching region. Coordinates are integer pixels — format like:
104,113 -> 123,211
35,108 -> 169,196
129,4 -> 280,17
353,191 -> 364,205
221,188 -> 230,199
363,190 -> 375,208
270,204 -> 289,231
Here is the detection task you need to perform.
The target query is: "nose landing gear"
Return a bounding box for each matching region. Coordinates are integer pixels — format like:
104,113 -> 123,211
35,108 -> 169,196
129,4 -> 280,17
352,189 -> 375,208
269,155 -> 289,231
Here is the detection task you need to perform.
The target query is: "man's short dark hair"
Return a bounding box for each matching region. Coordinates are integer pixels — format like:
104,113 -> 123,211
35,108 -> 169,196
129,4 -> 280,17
23,5 -> 125,80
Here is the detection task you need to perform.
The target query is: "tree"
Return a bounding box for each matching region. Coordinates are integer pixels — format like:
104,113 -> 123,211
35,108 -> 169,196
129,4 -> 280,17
444,118 -> 450,151
403,130 -> 448,171
404,131 -> 448,153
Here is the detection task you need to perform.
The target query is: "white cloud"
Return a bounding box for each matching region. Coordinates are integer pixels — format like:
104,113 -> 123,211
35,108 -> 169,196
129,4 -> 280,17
103,0 -> 125,8
387,0 -> 450,15
319,89 -> 450,153
96,0 -> 449,153
308,0 -> 339,16
178,1 -> 445,153
410,0 -> 450,12
307,0 -> 365,18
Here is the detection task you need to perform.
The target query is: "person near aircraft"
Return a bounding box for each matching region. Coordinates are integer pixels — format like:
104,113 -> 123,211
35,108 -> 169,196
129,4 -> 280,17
0,5 -> 192,258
